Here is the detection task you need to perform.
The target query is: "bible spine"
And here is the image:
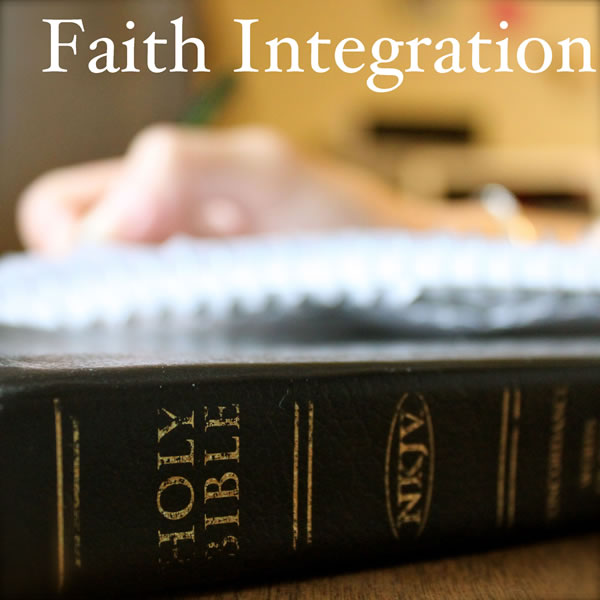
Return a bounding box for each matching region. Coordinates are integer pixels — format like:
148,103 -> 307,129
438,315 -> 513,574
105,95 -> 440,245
1,362 -> 599,597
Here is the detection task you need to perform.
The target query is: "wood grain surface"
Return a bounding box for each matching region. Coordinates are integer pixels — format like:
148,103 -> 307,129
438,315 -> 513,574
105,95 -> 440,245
170,534 -> 599,600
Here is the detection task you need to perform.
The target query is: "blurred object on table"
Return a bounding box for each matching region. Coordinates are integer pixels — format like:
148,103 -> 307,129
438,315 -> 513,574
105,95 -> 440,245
178,534 -> 600,600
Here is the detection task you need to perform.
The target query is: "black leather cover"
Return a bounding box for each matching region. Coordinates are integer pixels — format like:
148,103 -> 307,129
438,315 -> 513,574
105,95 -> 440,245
1,333 -> 599,597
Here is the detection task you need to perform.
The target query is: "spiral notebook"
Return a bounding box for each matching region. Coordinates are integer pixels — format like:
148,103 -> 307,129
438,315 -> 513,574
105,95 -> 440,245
1,230 -> 600,334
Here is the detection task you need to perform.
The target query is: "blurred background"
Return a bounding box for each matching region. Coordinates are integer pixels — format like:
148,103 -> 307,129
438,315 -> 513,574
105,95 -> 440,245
0,0 -> 598,253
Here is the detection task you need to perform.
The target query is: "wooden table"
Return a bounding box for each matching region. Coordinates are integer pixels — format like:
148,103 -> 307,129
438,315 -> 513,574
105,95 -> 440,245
174,534 -> 599,600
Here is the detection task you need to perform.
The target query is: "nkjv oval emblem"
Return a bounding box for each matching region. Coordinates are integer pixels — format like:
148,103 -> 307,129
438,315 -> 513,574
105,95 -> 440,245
385,393 -> 435,539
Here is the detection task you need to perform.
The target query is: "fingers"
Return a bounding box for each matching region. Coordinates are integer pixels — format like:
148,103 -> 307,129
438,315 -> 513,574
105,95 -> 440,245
78,124 -> 296,244
17,159 -> 122,255
18,123 -> 357,254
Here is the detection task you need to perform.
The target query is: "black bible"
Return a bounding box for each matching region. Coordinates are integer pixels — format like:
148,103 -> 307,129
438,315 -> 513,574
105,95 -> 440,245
1,329 -> 599,598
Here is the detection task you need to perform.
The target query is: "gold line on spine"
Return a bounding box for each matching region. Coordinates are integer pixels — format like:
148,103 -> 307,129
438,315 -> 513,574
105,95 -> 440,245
306,401 -> 314,545
72,417 -> 82,568
497,388 -> 510,527
507,388 -> 521,527
53,399 -> 65,592
513,388 -> 521,421
292,402 -> 300,550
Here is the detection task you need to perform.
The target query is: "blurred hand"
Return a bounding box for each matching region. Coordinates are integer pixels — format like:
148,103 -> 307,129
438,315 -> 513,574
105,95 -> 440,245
17,125 -> 394,255
17,124 -> 591,255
